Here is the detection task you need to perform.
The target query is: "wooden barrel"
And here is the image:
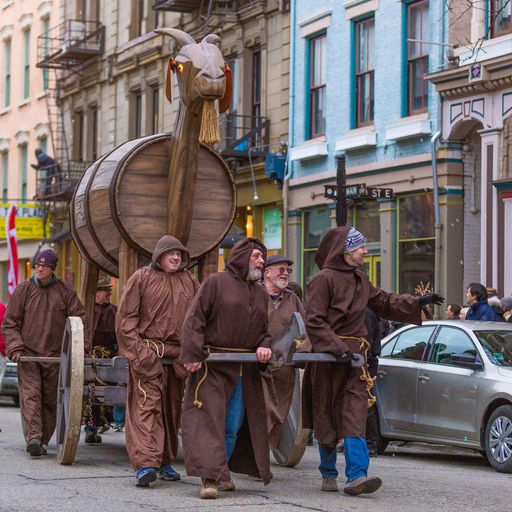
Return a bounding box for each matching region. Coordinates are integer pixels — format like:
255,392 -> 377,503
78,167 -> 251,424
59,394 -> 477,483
70,134 -> 236,277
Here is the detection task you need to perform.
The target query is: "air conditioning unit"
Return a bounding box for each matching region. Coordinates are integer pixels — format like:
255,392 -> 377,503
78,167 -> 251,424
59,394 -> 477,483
64,21 -> 86,48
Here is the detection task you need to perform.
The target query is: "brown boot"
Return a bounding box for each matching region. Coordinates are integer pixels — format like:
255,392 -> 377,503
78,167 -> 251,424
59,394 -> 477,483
321,477 -> 338,492
200,479 -> 218,499
343,476 -> 382,496
218,480 -> 235,492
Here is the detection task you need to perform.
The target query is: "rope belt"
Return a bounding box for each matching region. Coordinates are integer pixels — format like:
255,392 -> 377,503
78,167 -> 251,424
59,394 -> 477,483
338,336 -> 377,408
193,345 -> 252,410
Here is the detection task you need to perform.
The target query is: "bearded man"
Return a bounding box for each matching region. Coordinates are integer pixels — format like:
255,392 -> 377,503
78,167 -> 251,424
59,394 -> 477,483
180,237 -> 272,500
2,249 -> 87,457
261,255 -> 309,449
116,236 -> 199,487
303,227 -> 443,496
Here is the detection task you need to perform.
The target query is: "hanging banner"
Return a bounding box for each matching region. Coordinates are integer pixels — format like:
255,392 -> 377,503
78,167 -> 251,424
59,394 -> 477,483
0,203 -> 47,239
263,207 -> 282,250
6,204 -> 19,297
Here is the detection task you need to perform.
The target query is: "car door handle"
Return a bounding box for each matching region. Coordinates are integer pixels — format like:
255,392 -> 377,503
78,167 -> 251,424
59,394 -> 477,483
418,374 -> 430,382
377,369 -> 387,378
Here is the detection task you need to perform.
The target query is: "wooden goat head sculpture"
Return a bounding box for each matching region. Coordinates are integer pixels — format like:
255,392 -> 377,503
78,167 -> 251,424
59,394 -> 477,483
154,28 -> 232,114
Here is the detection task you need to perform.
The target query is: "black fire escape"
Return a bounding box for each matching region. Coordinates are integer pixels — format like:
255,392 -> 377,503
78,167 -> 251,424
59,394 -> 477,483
35,20 -> 105,238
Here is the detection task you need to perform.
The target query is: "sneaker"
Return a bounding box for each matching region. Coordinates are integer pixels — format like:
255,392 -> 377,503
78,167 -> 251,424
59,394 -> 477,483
41,445 -> 48,456
200,479 -> 218,499
135,467 -> 157,487
321,477 -> 338,492
85,431 -> 102,444
97,424 -> 110,434
26,439 -> 43,457
218,480 -> 235,492
112,423 -> 125,432
343,476 -> 382,496
158,465 -> 181,481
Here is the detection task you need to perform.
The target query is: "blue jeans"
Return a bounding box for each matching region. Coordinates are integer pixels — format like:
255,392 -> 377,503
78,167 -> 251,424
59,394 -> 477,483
225,377 -> 245,460
113,405 -> 125,425
319,438 -> 369,482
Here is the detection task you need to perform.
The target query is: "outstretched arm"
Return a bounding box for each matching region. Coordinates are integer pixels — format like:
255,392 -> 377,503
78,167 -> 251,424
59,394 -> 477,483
368,285 -> 423,325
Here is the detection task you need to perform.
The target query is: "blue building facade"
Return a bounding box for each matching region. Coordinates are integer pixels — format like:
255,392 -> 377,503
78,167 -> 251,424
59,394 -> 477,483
286,0 -> 464,302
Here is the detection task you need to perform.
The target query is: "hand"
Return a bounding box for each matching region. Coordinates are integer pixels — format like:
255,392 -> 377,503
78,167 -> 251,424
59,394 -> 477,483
9,351 -> 24,362
184,362 -> 202,373
418,293 -> 445,307
256,347 -> 272,363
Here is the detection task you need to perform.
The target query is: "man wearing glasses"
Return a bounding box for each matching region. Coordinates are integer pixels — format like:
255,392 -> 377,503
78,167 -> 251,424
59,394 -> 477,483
261,255 -> 309,449
2,249 -> 86,457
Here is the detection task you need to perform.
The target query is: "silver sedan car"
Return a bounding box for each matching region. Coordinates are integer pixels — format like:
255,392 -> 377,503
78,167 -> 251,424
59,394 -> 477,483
375,320 -> 512,472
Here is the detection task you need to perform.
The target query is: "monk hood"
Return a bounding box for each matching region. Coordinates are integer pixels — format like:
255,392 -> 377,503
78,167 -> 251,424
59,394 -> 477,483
226,237 -> 267,281
315,226 -> 356,272
151,235 -> 190,272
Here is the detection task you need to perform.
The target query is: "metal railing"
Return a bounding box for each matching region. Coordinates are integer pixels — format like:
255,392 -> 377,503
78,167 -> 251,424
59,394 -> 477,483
218,113 -> 270,159
36,19 -> 105,70
35,161 -> 91,201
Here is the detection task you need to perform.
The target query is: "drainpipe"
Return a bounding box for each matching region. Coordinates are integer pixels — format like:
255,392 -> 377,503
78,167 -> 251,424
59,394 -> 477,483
283,0 -> 296,257
431,130 -> 442,319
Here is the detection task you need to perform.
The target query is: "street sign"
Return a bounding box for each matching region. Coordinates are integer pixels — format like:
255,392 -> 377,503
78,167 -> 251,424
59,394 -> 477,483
324,184 -> 393,200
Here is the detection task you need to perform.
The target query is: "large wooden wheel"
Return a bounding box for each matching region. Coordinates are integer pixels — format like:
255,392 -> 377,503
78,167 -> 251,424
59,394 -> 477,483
271,369 -> 310,467
56,317 -> 84,465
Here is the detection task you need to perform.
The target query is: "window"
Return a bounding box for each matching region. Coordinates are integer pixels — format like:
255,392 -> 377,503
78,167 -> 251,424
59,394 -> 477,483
489,0 -> 512,38
89,106 -> 98,160
383,325 -> 436,361
20,144 -> 28,202
251,51 -> 261,120
1,152 -> 8,201
74,111 -> 85,161
355,17 -> 374,127
151,87 -> 159,134
23,30 -> 30,100
398,193 -> 435,294
133,92 -> 142,138
430,327 -> 478,365
353,201 -> 380,243
4,39 -> 11,108
308,34 -> 326,138
474,330 -> 512,367
407,0 -> 428,115
302,207 -> 332,288
42,18 -> 50,91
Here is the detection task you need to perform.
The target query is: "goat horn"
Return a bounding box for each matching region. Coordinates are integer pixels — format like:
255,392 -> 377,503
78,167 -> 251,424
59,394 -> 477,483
154,28 -> 195,48
201,34 -> 221,45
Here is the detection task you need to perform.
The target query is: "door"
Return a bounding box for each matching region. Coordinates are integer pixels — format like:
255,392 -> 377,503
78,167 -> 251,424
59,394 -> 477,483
377,325 -> 436,432
415,326 -> 482,441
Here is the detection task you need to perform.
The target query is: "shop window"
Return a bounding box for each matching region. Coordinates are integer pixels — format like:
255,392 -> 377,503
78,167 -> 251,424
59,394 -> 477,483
406,0 -> 428,115
489,0 -> 512,38
353,200 -> 380,243
308,33 -> 326,138
354,16 -> 375,127
263,207 -> 282,253
302,207 -> 331,289
397,194 -> 435,294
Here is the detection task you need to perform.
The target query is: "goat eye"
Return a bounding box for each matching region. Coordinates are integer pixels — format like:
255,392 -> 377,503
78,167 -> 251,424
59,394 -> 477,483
177,63 -> 184,73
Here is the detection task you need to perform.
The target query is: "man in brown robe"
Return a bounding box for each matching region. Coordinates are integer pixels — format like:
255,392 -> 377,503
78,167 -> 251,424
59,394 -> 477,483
2,249 -> 87,457
180,238 -> 272,500
84,273 -> 119,444
261,254 -> 308,449
302,227 -> 443,495
116,235 -> 199,487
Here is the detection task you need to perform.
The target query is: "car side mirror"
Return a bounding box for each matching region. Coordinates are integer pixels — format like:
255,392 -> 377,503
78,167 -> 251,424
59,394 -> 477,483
450,353 -> 484,371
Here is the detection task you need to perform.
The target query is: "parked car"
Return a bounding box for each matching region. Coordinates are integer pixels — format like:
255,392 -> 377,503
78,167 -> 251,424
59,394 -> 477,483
375,320 -> 512,473
0,359 -> 19,406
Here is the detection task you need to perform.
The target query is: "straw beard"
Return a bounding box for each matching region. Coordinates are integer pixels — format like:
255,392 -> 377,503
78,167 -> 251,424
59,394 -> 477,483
199,100 -> 220,145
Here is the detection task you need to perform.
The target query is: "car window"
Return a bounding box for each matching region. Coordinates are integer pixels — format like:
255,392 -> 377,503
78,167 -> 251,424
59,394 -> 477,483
384,326 -> 436,361
474,330 -> 512,367
380,334 -> 398,357
429,326 -> 477,365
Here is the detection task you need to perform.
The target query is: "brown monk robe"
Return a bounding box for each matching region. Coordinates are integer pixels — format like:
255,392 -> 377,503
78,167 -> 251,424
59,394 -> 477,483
302,226 -> 426,495
116,236 -> 199,483
2,249 -> 87,456
180,238 -> 272,498
260,255 -> 310,450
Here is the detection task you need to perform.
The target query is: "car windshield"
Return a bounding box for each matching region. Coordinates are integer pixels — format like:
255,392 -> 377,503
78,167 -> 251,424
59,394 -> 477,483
474,330 -> 512,367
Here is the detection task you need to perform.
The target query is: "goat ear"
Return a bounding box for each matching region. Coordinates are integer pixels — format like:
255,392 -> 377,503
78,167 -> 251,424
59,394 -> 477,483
165,59 -> 173,103
219,63 -> 232,114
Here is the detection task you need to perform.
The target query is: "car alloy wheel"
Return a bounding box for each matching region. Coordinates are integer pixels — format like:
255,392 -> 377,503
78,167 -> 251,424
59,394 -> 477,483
489,415 -> 512,463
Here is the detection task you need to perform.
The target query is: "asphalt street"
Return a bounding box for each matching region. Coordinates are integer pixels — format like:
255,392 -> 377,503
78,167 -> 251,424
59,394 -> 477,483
0,400 -> 510,512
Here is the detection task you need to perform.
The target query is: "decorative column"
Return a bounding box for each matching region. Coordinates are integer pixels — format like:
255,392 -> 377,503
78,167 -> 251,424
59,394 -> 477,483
379,199 -> 396,292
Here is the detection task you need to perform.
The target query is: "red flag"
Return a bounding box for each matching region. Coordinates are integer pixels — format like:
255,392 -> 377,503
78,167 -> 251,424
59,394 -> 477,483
6,204 -> 19,297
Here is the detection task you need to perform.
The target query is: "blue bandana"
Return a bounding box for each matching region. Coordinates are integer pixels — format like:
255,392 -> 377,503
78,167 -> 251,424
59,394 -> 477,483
344,228 -> 366,253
